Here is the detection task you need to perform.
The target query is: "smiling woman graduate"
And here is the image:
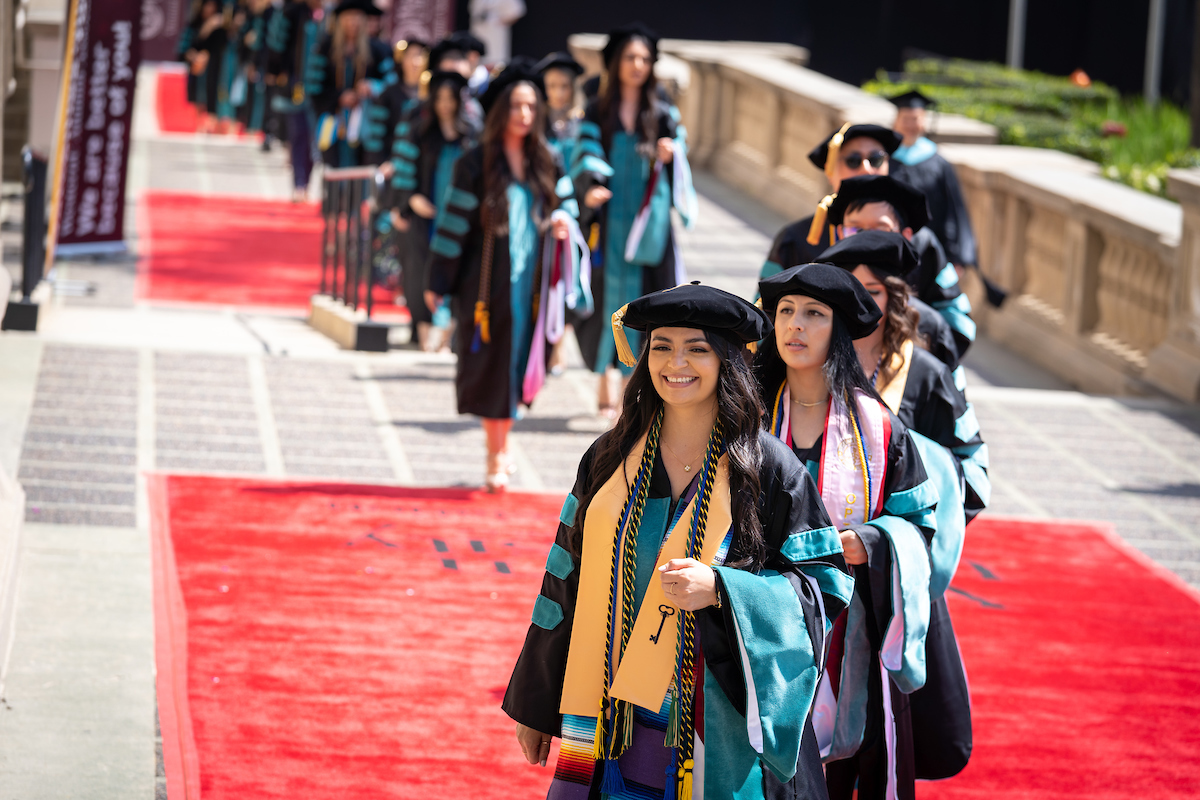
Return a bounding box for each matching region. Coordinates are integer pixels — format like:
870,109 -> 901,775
754,265 -> 939,800
504,283 -> 854,800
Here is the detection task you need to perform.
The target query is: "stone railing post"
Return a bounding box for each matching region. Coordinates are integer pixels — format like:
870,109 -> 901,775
1146,169 -> 1200,401
1063,218 -> 1104,335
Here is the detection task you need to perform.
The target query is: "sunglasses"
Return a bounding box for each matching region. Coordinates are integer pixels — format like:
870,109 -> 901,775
842,151 -> 888,170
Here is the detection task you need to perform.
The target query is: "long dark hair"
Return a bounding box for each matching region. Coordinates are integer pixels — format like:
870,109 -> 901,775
480,81 -> 559,234
570,331 -> 767,570
598,35 -> 659,152
753,306 -> 883,413
418,81 -> 466,142
871,270 -> 923,387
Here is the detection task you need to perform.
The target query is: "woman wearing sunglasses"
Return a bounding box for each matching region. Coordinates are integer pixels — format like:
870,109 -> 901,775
759,124 -> 901,283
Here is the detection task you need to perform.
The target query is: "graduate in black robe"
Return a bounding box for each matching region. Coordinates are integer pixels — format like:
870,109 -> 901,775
756,264 -> 940,800
180,1 -> 229,124
386,70 -> 477,348
761,124 -> 900,279
889,91 -> 1007,309
825,175 -> 976,362
820,231 -> 990,783
888,92 -> 976,273
505,284 -> 852,800
570,23 -> 698,417
308,0 -> 396,168
426,62 -> 586,491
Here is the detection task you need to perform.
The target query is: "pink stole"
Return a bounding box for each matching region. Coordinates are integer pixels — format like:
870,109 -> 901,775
772,384 -> 889,527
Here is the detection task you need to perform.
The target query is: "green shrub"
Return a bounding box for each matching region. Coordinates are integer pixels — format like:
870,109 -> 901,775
863,58 -> 1199,199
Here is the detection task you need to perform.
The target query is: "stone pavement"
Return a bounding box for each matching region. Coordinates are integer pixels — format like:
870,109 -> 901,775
1,65 -> 1199,799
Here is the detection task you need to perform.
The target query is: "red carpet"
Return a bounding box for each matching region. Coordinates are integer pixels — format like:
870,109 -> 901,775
139,191 -> 404,317
150,474 -> 1200,799
156,68 -> 200,134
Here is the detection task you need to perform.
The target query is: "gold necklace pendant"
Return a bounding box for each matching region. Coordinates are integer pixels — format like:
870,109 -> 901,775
684,464 -> 691,472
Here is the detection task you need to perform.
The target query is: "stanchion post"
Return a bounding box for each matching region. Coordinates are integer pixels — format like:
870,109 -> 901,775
2,148 -> 48,332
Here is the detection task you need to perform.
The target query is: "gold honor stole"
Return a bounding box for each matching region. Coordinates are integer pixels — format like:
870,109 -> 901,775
874,339 -> 914,415
560,433 -> 732,716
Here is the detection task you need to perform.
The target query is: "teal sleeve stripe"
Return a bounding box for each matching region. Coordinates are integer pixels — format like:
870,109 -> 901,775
545,543 -> 575,580
953,365 -> 966,391
393,140 -> 419,160
884,476 -> 939,516
780,525 -> 842,563
367,104 -> 388,120
955,404 -> 980,442
390,175 -> 418,190
962,460 -> 992,506
936,263 -> 959,289
555,175 -> 574,198
908,507 -> 939,532
392,157 -> 417,175
429,234 -> 461,258
559,493 -> 579,526
574,154 -> 614,178
951,441 -> 989,469
577,138 -> 606,158
436,212 -> 469,236
938,305 -> 977,341
578,120 -> 601,140
560,198 -> 579,218
445,186 -> 480,211
798,562 -> 856,609
394,122 -> 411,137
531,595 -> 564,630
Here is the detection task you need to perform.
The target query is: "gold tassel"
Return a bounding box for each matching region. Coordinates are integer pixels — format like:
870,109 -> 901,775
474,301 -> 491,345
593,700 -> 607,759
824,121 -> 853,183
680,759 -> 695,800
611,303 -> 637,367
806,194 -> 836,246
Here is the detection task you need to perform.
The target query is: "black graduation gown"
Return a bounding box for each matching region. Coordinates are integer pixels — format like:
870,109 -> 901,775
504,430 -> 850,800
182,20 -> 228,116
427,146 -> 562,419
265,0 -> 313,101
882,345 -> 979,779
390,120 -> 472,326
763,214 -> 832,275
788,413 -> 934,800
309,36 -> 394,167
890,346 -> 985,521
911,296 -> 959,373
891,153 -> 977,269
572,99 -> 682,372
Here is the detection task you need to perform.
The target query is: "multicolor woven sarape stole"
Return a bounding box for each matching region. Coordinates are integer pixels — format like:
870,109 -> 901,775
551,410 -> 733,800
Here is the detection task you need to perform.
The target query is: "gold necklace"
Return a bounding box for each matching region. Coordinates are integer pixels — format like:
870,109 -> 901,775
662,440 -> 701,472
791,394 -> 829,408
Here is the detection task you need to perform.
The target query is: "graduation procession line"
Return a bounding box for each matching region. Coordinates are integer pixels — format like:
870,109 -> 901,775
148,473 -> 1200,799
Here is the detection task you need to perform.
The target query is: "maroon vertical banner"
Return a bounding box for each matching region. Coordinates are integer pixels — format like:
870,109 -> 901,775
52,0 -> 142,257
140,0 -> 189,62
390,0 -> 455,46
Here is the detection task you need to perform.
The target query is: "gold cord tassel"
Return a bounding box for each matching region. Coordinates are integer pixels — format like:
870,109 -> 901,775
474,301 -> 491,345
824,121 -> 852,183
679,759 -> 695,800
806,194 -> 836,246
611,303 -> 636,367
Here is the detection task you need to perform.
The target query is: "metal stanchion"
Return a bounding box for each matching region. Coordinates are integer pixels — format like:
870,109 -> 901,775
3,147 -> 48,332
312,166 -> 388,351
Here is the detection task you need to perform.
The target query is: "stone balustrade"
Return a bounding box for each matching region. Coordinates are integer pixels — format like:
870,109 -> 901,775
567,34 -> 1200,403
